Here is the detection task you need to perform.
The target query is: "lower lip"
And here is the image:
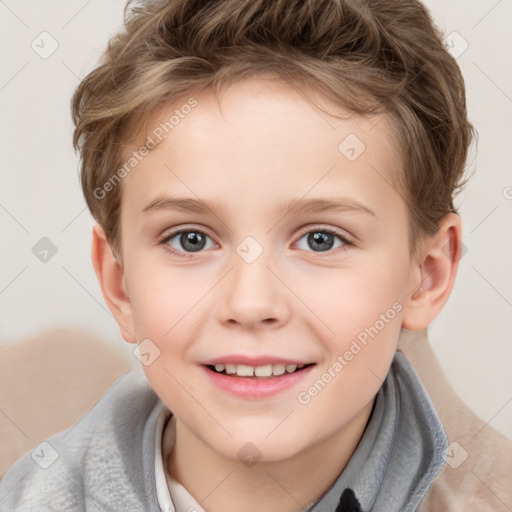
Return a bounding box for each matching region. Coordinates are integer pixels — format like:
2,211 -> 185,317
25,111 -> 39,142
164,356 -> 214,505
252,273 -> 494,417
201,365 -> 315,399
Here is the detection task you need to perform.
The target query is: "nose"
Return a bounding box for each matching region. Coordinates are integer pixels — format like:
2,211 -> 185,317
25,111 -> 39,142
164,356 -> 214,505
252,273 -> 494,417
216,249 -> 291,331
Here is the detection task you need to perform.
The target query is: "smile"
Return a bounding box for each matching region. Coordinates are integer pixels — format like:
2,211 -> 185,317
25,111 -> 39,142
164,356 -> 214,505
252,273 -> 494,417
202,361 -> 316,399
207,363 -> 313,379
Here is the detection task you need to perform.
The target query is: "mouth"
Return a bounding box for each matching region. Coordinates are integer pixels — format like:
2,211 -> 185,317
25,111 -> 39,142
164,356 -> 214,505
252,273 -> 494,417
205,362 -> 315,379
201,358 -> 317,399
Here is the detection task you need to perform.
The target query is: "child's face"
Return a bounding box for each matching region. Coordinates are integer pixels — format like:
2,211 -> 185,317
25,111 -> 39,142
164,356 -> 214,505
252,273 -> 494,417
117,77 -> 420,461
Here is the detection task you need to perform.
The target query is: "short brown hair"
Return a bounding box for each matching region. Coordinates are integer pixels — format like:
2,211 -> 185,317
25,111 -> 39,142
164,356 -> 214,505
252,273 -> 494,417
72,0 -> 476,261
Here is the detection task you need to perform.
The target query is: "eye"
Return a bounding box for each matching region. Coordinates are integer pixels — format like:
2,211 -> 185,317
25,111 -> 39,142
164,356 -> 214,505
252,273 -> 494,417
160,229 -> 216,257
159,226 -> 351,258
295,227 -> 351,253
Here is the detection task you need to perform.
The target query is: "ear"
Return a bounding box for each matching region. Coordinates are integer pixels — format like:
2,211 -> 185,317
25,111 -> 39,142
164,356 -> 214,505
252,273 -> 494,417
402,213 -> 463,330
91,224 -> 137,343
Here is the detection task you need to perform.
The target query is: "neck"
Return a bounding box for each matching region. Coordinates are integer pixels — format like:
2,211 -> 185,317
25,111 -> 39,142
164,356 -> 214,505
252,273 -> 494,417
167,399 -> 374,512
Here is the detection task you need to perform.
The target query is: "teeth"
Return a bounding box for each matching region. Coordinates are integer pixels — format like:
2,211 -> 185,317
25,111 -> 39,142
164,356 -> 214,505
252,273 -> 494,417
225,364 -> 237,374
254,364 -> 273,377
236,364 -> 254,377
272,364 -> 286,376
211,362 -> 309,377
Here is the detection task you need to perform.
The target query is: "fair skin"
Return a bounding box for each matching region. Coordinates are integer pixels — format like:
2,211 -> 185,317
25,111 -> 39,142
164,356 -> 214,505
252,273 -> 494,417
92,77 -> 462,512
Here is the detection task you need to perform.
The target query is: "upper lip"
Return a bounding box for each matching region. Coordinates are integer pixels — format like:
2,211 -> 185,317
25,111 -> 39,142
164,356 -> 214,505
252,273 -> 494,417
201,355 -> 314,366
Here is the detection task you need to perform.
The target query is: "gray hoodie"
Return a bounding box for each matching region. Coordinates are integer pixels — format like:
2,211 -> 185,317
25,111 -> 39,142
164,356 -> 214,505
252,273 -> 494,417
0,351 -> 448,511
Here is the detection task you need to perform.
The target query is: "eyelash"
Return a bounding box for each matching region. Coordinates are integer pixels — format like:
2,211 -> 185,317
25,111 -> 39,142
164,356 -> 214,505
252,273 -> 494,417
158,226 -> 353,259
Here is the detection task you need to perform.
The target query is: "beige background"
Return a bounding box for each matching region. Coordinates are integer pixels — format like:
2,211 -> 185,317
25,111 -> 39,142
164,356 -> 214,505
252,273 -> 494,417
1,0 -> 511,443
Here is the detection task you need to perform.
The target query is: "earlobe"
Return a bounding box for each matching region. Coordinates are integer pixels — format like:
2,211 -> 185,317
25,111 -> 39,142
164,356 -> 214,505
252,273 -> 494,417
402,213 -> 463,331
91,224 -> 137,343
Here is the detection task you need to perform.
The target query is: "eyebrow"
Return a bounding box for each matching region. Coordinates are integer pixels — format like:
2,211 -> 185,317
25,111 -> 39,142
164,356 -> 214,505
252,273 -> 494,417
140,196 -> 376,218
279,198 -> 376,218
141,196 -> 225,215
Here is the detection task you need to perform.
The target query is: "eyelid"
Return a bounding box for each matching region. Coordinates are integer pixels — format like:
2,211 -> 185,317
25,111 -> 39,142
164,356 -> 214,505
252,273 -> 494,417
158,224 -> 353,259
159,224 -> 216,243
158,226 -> 218,259
294,224 -> 353,246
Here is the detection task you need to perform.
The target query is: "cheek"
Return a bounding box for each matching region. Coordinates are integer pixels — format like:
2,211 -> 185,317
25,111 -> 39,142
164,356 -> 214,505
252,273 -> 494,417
296,259 -> 405,395
127,266 -> 203,340
294,258 -> 405,333
130,274 -> 208,402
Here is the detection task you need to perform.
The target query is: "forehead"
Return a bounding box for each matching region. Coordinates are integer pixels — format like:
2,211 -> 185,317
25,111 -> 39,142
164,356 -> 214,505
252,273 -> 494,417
121,77 -> 403,216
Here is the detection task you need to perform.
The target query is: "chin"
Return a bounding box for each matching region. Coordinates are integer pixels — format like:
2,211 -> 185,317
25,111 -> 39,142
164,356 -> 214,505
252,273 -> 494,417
208,429 -> 311,465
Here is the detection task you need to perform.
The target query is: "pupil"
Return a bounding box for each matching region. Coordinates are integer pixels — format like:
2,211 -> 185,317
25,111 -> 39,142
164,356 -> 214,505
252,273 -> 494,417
181,231 -> 206,252
308,232 -> 333,252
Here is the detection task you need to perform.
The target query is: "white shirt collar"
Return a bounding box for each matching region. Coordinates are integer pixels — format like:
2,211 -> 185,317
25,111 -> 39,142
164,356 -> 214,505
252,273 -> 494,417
155,407 -> 206,512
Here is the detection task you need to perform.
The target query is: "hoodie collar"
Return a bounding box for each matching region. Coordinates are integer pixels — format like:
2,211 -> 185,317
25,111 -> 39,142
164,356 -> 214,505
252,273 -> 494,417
311,351 -> 448,512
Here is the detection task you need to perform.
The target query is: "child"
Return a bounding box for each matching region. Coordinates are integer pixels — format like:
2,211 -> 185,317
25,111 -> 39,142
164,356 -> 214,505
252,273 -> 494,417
1,0 -> 508,510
